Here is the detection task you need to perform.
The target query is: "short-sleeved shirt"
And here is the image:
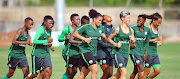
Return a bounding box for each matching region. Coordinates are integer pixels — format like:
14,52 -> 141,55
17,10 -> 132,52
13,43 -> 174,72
148,25 -> 159,56
77,23 -> 105,56
130,25 -> 150,56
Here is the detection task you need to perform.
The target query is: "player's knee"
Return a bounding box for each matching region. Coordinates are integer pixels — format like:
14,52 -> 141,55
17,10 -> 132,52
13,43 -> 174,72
121,70 -> 127,76
91,68 -> 98,74
24,71 -> 29,77
8,73 -> 14,77
108,71 -> 113,78
45,69 -> 52,76
154,69 -> 161,75
138,67 -> 144,72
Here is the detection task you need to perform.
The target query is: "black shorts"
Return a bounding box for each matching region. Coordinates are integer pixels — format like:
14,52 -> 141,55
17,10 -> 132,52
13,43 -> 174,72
97,58 -> 114,67
130,54 -> 143,65
80,52 -> 96,68
32,56 -> 52,74
63,55 -> 83,68
8,56 -> 29,70
144,55 -> 161,69
114,54 -> 128,68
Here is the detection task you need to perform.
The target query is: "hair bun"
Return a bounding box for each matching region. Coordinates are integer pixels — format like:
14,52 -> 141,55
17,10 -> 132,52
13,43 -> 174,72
89,9 -> 98,18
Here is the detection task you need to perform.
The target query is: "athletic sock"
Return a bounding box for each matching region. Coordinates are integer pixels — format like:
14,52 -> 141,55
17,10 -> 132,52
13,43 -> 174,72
3,75 -> 8,79
147,76 -> 150,79
62,73 -> 69,79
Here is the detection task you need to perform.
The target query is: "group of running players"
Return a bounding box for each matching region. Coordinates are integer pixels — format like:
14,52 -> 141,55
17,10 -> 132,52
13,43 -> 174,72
3,9 -> 163,79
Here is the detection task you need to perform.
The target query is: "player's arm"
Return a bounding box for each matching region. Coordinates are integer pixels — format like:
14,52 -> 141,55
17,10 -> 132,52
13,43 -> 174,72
27,33 -> 33,46
108,27 -> 121,48
12,28 -> 29,44
33,27 -> 53,44
149,35 -> 162,42
73,26 -> 91,44
58,28 -> 69,42
50,47 -> 55,52
69,27 -> 82,44
144,27 -> 150,62
101,28 -> 108,42
129,28 -> 136,48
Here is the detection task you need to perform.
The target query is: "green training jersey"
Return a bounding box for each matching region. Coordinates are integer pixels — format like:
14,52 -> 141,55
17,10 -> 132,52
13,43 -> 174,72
68,26 -> 82,58
111,26 -> 132,58
130,25 -> 150,56
32,26 -> 51,58
58,26 -> 73,56
77,23 -> 105,56
8,28 -> 29,59
148,25 -> 159,56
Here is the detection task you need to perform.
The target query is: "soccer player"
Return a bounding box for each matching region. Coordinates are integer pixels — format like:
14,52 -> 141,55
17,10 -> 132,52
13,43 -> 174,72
58,14 -> 80,79
3,17 -> 33,79
108,11 -> 135,79
73,9 -> 107,79
27,15 -> 54,79
68,15 -> 90,78
129,15 -> 150,79
143,12 -> 162,79
97,15 -> 114,79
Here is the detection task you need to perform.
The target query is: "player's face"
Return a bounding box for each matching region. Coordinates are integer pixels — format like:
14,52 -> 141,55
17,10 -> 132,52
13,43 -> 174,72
25,20 -> 33,30
94,16 -> 103,26
103,15 -> 112,22
45,19 -> 54,31
137,17 -> 145,27
153,18 -> 162,28
122,15 -> 130,24
72,16 -> 80,26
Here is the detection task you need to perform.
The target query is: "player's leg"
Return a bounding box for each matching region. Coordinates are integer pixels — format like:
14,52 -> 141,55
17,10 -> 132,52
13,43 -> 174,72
149,55 -> 161,78
3,56 -> 18,79
99,59 -> 110,79
43,56 -> 52,79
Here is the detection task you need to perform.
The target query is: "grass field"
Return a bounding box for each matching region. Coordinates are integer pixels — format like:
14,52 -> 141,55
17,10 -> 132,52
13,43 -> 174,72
0,43 -> 180,79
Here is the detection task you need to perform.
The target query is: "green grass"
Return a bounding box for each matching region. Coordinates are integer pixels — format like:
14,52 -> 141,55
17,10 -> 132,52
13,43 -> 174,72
0,43 -> 180,79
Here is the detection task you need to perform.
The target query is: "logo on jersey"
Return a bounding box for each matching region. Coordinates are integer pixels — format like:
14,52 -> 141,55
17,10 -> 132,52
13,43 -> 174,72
119,63 -> 123,67
145,32 -> 147,35
107,28 -> 109,32
103,60 -> 106,64
99,30 -> 102,34
89,60 -> 93,64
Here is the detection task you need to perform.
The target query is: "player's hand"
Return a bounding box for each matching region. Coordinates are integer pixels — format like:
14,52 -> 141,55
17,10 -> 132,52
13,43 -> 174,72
50,47 -> 55,52
157,41 -> 162,46
28,40 -> 33,46
143,55 -> 147,62
130,43 -> 136,48
48,43 -> 52,47
84,38 -> 92,44
115,42 -> 122,48
101,33 -> 106,38
65,33 -> 70,40
47,37 -> 53,43
26,39 -> 30,44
